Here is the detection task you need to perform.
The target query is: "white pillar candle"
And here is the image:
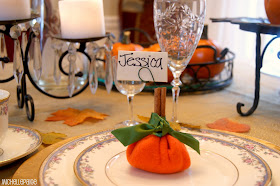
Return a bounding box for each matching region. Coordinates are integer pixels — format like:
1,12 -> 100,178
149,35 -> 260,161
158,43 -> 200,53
59,0 -> 105,39
0,0 -> 31,21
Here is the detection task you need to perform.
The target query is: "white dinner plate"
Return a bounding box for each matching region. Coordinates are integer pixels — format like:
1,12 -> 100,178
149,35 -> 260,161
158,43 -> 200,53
105,150 -> 238,186
73,136 -> 271,186
39,128 -> 279,186
0,124 -> 42,167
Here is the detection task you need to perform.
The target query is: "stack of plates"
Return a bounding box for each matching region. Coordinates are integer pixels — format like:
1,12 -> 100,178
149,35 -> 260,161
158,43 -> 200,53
37,127 -> 279,186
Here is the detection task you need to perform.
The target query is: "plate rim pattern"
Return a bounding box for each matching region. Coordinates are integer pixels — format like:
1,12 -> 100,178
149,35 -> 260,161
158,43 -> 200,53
73,135 -> 272,186
0,124 -> 42,167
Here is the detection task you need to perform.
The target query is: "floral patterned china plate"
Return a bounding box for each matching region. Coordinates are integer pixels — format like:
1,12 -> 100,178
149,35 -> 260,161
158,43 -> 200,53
73,136 -> 271,186
39,130 -> 114,186
0,125 -> 42,167
104,150 -> 237,186
39,128 -> 279,186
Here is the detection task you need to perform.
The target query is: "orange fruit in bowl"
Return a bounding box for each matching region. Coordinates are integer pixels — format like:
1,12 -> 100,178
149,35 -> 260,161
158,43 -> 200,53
143,43 -> 174,83
265,0 -> 280,25
112,32 -> 144,57
183,39 -> 224,79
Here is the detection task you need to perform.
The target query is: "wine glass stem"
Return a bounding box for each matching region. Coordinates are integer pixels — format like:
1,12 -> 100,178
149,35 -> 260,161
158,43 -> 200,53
127,95 -> 134,122
172,85 -> 180,123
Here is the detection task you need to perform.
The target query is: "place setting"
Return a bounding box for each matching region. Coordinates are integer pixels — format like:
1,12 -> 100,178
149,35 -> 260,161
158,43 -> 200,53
37,1 -> 278,185
37,87 -> 277,186
0,0 -> 280,185
38,129 -> 274,185
37,86 -> 277,186
37,125 -> 279,185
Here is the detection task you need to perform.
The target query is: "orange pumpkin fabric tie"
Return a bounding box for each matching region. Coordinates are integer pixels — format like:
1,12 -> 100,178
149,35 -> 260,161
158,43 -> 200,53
127,134 -> 191,174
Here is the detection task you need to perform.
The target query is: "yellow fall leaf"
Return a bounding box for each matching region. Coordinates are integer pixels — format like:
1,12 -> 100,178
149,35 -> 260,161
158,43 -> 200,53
37,130 -> 67,145
137,115 -> 181,131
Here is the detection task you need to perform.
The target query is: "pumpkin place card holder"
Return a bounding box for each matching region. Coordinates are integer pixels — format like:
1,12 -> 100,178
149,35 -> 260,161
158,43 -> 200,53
211,17 -> 280,116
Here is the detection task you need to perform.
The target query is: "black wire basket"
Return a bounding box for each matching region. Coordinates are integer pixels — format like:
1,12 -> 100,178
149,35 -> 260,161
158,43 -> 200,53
143,48 -> 235,93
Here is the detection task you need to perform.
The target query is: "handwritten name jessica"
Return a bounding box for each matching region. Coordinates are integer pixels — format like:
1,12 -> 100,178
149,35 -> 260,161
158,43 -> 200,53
118,53 -> 163,70
117,51 -> 168,82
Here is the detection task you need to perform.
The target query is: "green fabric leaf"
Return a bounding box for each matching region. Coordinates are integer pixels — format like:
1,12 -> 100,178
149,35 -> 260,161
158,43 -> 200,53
111,123 -> 155,146
169,130 -> 200,154
111,113 -> 200,154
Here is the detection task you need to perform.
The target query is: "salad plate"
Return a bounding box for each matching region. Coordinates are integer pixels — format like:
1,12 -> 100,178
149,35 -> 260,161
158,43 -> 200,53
73,136 -> 271,186
39,128 -> 279,186
0,124 -> 42,167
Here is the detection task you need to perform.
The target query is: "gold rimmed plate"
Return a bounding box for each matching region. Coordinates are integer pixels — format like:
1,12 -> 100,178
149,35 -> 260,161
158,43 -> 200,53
0,124 -> 42,167
105,150 -> 238,186
39,128 -> 279,186
73,136 -> 271,186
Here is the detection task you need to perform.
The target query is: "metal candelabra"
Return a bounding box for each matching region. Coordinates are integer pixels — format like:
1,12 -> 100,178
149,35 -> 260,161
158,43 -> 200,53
0,15 -> 114,121
0,16 -> 41,121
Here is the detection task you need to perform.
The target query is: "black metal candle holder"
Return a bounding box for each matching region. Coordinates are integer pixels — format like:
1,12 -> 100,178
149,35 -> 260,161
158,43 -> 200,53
0,16 -> 113,120
0,15 -> 39,121
211,17 -> 280,116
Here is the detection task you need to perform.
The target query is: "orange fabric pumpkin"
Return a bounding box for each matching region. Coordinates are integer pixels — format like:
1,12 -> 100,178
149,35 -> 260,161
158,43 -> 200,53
126,134 -> 191,174
183,39 -> 224,79
265,0 -> 280,25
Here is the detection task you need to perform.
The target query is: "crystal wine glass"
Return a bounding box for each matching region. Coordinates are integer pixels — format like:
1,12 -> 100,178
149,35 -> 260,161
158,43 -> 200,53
112,56 -> 146,127
154,0 -> 206,122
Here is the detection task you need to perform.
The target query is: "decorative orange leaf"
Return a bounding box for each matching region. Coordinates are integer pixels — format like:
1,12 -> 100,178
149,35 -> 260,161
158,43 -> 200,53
45,116 -> 69,121
207,118 -> 250,133
46,108 -> 108,126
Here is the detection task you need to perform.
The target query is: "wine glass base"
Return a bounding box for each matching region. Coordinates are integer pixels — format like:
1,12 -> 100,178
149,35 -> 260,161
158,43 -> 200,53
0,148 -> 3,156
115,120 -> 140,128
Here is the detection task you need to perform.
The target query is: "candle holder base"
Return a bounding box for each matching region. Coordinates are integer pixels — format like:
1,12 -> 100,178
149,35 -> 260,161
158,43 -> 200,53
53,33 -> 111,43
211,17 -> 280,116
0,14 -> 39,25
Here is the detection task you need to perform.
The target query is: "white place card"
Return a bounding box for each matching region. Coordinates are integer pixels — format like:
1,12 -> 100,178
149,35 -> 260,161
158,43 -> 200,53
117,51 -> 168,82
